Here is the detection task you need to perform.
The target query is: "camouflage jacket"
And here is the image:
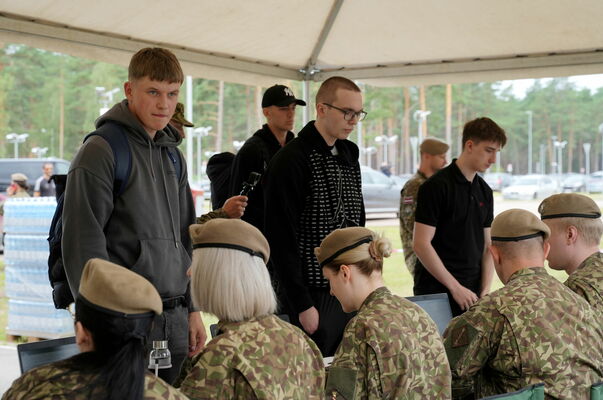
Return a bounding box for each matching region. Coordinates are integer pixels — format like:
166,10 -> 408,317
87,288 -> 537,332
443,267 -> 603,399
327,287 -> 451,399
565,251 -> 603,311
1,359 -> 188,400
179,314 -> 325,399
399,171 -> 427,277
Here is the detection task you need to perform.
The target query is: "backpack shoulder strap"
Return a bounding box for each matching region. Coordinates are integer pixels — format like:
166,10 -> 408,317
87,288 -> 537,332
166,147 -> 183,181
83,122 -> 132,196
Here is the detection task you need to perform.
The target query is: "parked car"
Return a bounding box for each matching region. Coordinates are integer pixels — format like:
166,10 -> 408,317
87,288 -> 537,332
389,174 -> 412,188
361,166 -> 402,214
561,173 -> 588,192
587,171 -> 603,193
502,174 -> 558,200
484,172 -> 513,191
0,158 -> 70,194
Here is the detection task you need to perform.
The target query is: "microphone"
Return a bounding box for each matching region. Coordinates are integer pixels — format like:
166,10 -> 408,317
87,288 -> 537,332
240,172 -> 261,196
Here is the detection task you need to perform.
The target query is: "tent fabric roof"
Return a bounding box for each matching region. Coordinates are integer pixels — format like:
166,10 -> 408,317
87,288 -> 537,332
1,0 -> 603,86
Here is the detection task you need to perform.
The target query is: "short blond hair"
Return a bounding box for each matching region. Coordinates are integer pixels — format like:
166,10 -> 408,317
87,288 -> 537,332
190,248 -> 276,322
555,217 -> 603,246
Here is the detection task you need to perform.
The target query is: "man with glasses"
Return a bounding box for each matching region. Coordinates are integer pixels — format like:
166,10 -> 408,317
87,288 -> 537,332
264,76 -> 366,356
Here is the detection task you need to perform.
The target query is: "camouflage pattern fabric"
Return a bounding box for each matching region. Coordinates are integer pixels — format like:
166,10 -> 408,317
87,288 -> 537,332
399,171 -> 427,277
326,286 -> 451,399
179,314 -> 325,399
443,267 -> 603,399
565,251 -> 603,311
1,360 -> 188,400
195,208 -> 228,224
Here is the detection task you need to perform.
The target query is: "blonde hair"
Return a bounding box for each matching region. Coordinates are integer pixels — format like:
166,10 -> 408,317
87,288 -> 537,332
555,217 -> 603,246
493,236 -> 545,261
190,248 -> 277,322
323,233 -> 392,275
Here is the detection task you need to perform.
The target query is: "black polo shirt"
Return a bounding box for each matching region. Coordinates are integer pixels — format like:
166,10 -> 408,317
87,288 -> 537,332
413,159 -> 493,295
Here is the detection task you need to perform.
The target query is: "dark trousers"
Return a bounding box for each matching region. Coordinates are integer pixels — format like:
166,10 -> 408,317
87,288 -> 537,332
147,305 -> 189,384
283,289 -> 355,357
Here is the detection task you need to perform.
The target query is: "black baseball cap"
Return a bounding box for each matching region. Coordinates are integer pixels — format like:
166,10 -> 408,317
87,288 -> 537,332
262,85 -> 306,108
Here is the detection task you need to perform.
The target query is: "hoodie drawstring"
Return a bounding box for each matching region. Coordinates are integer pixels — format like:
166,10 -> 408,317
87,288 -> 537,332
149,140 -> 156,181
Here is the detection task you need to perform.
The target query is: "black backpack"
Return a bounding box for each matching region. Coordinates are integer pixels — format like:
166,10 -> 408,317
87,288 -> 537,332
48,122 -> 182,309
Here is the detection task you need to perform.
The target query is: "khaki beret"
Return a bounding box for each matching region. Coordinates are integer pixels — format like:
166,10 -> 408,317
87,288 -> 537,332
491,209 -> 550,241
78,258 -> 162,316
190,219 -> 270,263
420,138 -> 449,155
538,193 -> 601,220
171,103 -> 194,127
11,173 -> 27,182
314,227 -> 374,267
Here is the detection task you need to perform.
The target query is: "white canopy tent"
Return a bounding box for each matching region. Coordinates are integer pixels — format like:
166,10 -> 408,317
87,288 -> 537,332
1,0 -> 602,87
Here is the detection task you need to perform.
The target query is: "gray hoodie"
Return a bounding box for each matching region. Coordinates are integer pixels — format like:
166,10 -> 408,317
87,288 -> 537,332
62,100 -> 195,300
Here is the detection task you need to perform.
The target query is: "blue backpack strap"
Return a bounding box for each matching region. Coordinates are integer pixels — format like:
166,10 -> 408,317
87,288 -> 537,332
166,147 -> 183,181
83,122 -> 132,197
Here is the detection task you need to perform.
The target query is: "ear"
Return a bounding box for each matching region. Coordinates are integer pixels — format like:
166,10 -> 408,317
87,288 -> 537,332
339,264 -> 352,282
262,107 -> 270,118
566,225 -> 578,245
75,321 -> 94,352
464,139 -> 474,153
316,102 -> 327,118
488,244 -> 500,265
124,81 -> 133,100
543,240 -> 551,259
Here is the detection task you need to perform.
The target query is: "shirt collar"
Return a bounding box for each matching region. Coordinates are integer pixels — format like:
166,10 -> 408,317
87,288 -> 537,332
575,251 -> 603,272
507,266 -> 547,283
358,286 -> 390,312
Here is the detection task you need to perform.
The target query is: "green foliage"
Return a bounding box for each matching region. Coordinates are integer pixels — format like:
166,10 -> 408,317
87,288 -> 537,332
2,43 -> 603,174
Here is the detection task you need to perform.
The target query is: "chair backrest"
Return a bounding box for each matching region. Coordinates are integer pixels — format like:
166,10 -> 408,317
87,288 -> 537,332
592,382 -> 603,400
480,383 -> 545,399
209,314 -> 291,338
17,336 -> 79,374
405,293 -> 453,335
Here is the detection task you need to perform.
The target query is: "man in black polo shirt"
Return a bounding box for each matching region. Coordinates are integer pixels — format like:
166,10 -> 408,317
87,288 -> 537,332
413,117 -> 507,316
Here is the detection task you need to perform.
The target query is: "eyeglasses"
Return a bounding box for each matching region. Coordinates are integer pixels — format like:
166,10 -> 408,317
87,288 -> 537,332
323,103 -> 367,121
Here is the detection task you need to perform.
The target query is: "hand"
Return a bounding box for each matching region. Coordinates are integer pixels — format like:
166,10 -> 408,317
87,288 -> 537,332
479,288 -> 490,298
188,311 -> 206,357
299,307 -> 319,335
222,195 -> 248,219
451,285 -> 479,311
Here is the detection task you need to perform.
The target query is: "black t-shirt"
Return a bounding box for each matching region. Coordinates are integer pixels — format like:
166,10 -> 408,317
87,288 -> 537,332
414,159 -> 493,294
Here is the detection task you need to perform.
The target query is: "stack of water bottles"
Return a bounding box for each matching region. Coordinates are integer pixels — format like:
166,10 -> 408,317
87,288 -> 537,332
4,197 -> 73,338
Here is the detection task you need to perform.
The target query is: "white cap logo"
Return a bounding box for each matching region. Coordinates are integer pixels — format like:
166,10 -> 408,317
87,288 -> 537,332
284,87 -> 294,97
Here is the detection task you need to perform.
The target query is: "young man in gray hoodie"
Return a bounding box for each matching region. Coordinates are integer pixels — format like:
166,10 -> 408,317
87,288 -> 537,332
62,47 -> 205,384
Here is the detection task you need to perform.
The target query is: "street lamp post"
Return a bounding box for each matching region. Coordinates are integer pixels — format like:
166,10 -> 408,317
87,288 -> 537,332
192,127 -> 212,182
95,87 -> 120,115
361,146 -> 377,168
553,139 -> 567,175
409,136 -> 419,171
526,110 -> 533,174
584,143 -> 591,175
31,147 -> 48,158
374,135 -> 397,165
6,133 -> 29,158
413,110 -> 431,141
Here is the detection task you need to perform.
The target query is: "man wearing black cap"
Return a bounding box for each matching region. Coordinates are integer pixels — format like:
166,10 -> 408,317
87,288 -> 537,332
229,84 -> 306,231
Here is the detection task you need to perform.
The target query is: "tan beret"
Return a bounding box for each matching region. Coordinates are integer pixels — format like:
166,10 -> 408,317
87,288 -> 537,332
78,258 -> 162,315
11,173 -> 28,182
190,219 -> 270,263
171,103 -> 194,127
314,227 -> 374,267
538,193 -> 601,220
491,209 -> 550,241
420,138 -> 449,155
